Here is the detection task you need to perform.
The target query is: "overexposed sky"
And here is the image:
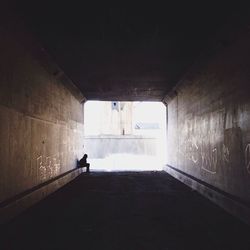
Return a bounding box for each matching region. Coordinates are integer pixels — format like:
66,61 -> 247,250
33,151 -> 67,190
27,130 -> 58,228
84,101 -> 167,170
84,101 -> 166,135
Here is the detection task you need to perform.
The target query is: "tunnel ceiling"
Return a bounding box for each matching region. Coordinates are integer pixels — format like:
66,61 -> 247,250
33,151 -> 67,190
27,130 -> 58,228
16,1 -> 248,101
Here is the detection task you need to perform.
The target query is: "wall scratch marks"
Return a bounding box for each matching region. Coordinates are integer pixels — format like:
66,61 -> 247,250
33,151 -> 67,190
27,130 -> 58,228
36,154 -> 62,181
245,143 -> 250,174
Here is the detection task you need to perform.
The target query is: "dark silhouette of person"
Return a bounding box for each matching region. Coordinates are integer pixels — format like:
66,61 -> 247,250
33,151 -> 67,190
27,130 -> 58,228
79,154 -> 90,172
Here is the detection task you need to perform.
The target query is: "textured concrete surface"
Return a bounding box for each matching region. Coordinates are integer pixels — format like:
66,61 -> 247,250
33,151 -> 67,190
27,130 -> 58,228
165,31 -> 250,211
84,136 -> 156,158
1,2 -> 250,237
0,168 -> 82,224
0,172 -> 249,250
164,165 -> 250,225
0,19 -> 85,203
16,2 -> 250,101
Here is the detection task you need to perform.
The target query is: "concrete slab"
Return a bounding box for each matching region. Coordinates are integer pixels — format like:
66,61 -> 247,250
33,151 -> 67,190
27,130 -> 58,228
0,172 -> 249,249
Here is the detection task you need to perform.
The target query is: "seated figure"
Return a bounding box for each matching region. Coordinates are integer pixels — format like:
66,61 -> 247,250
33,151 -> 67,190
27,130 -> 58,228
78,154 -> 90,172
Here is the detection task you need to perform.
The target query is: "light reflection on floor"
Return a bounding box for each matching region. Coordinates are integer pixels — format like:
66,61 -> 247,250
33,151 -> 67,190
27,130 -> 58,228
88,153 -> 164,172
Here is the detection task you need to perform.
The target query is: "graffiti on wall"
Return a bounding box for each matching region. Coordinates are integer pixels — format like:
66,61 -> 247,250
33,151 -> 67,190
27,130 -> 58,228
36,154 -> 61,181
201,147 -> 217,174
179,137 -> 199,165
173,105 -> 250,176
245,143 -> 250,174
222,144 -> 230,164
179,137 -> 250,176
179,136 -> 218,174
177,108 -> 230,175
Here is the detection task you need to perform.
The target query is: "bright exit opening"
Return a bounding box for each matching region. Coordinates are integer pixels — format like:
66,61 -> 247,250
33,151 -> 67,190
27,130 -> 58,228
84,101 -> 167,171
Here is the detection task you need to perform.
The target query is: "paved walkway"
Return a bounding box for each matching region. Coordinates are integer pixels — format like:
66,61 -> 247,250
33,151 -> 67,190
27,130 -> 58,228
1,172 -> 250,249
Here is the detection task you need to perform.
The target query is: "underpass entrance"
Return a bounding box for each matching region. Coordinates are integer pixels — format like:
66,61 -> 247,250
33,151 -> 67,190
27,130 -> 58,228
84,101 -> 167,171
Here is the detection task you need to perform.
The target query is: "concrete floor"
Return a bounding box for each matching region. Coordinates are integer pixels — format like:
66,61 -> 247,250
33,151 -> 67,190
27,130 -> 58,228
1,172 -> 250,250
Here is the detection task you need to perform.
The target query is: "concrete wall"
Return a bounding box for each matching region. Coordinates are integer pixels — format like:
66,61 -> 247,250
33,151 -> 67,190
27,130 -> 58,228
99,102 -> 133,135
0,17 -> 85,204
165,30 -> 250,217
84,136 -> 156,158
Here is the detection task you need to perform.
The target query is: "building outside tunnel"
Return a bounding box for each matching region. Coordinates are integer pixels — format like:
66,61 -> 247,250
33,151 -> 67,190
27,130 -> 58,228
0,1 -> 250,249
84,101 -> 166,171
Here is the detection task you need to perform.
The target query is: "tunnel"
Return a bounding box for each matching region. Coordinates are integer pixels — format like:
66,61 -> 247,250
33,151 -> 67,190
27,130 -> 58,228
0,1 -> 250,249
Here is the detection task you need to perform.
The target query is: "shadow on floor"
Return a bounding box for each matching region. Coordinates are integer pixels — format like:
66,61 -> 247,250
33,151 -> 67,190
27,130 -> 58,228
0,171 -> 250,250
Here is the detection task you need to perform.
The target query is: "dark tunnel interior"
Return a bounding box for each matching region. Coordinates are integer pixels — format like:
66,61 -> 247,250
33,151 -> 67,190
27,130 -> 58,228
12,1 -> 250,100
0,1 -> 250,249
